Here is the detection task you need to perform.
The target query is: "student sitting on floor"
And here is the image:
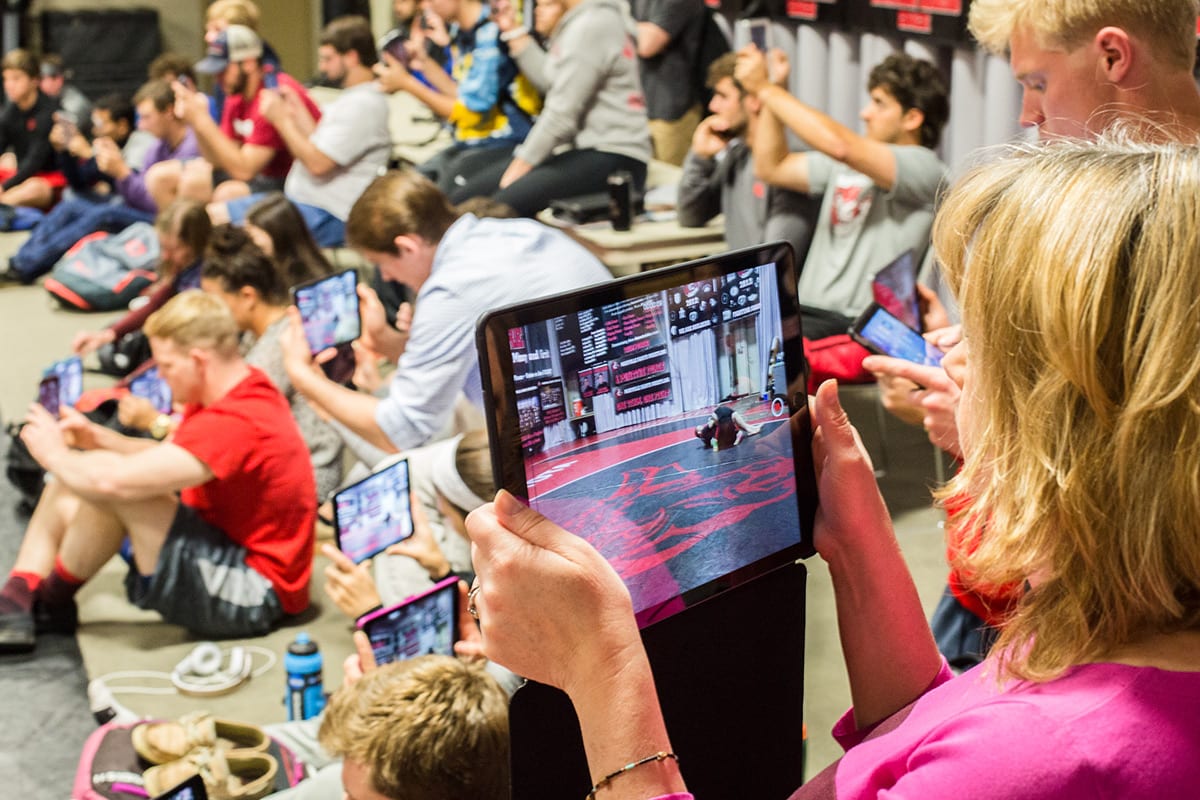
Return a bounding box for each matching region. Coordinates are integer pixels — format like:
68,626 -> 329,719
0,49 -> 65,211
0,290 -> 316,654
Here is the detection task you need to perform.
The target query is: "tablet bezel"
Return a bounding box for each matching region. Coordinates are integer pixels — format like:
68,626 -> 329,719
332,456 -> 414,564
290,268 -> 361,355
476,241 -> 817,628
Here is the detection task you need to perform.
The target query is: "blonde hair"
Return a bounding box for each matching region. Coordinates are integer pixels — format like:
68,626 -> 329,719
319,655 -> 510,800
968,0 -> 1199,71
936,133 -> 1200,682
144,289 -> 241,358
206,0 -> 260,29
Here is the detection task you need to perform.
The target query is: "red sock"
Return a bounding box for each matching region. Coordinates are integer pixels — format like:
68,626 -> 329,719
0,571 -> 42,613
36,557 -> 85,608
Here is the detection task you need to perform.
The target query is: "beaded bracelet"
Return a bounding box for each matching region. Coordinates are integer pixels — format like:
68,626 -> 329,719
586,751 -> 679,799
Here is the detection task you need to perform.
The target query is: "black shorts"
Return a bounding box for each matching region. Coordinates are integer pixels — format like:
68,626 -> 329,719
125,504 -> 283,639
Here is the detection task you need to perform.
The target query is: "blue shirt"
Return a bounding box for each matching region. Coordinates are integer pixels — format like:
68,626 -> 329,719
375,213 -> 610,450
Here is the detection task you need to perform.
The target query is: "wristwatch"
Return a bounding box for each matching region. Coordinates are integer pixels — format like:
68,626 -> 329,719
150,414 -> 172,441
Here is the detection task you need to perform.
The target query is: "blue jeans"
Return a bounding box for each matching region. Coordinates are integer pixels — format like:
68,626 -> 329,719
9,198 -> 153,282
225,194 -> 346,248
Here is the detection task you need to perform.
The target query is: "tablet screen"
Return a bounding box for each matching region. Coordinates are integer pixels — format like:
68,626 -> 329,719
333,458 -> 414,563
43,355 -> 83,411
478,242 -> 817,627
871,250 -> 920,332
356,576 -> 459,665
293,269 -> 361,354
129,366 -> 173,414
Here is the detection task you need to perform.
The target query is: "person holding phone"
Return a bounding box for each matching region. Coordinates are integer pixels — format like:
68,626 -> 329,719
467,135 -> 1200,799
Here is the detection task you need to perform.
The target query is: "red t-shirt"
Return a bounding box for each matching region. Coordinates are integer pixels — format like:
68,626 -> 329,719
220,72 -> 322,180
172,367 -> 316,614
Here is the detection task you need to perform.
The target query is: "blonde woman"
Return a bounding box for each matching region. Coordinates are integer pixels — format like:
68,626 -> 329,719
465,134 -> 1200,797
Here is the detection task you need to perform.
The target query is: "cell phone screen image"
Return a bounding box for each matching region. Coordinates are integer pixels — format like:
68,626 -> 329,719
38,376 -> 60,416
292,270 -> 360,355
851,304 -> 943,366
749,21 -> 769,51
333,458 -> 414,563
262,66 -> 278,89
478,242 -> 819,629
129,366 -> 173,414
357,576 -> 459,666
43,355 -> 83,411
871,250 -> 920,332
379,30 -> 411,68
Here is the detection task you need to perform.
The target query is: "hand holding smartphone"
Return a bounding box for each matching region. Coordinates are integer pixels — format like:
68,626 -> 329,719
849,303 -> 944,367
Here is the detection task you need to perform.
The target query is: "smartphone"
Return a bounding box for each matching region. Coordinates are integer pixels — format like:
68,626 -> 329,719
379,30 -> 411,68
849,303 -> 943,367
333,457 -> 414,563
262,65 -> 278,90
37,375 -> 61,416
128,365 -> 173,414
150,773 -> 207,800
737,19 -> 770,52
356,576 -> 460,666
53,110 -> 79,137
43,355 -> 83,411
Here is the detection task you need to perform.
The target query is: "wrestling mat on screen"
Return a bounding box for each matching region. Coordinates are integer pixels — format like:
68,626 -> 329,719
477,241 -> 817,628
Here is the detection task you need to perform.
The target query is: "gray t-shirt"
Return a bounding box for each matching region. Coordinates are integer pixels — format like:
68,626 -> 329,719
284,82 -> 392,220
798,145 -> 946,318
246,315 -> 345,501
632,0 -> 705,121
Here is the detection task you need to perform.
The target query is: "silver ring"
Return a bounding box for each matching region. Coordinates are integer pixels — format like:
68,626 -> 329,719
468,584 -> 481,620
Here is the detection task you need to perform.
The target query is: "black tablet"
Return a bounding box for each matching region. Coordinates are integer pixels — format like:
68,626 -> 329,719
333,457 -> 414,563
477,241 -> 817,628
292,269 -> 360,354
356,575 -> 459,665
42,355 -> 83,411
151,773 -> 207,800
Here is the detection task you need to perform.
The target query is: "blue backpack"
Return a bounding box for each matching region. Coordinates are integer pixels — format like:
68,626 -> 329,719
44,222 -> 160,312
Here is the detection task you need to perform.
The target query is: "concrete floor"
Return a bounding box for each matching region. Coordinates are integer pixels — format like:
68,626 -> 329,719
0,232 -> 953,786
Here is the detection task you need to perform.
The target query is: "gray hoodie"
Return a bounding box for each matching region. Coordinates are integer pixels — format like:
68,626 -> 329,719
512,0 -> 653,167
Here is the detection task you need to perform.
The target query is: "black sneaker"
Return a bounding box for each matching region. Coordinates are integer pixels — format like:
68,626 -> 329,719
33,597 -> 78,635
0,609 -> 36,654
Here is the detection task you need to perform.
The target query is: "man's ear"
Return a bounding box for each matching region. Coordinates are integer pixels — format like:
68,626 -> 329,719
901,106 -> 924,136
1094,26 -> 1133,84
392,233 -> 423,257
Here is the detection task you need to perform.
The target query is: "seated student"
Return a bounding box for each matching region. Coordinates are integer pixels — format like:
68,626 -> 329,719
280,169 -> 611,455
7,82 -> 201,284
0,290 -> 316,654
374,0 -> 540,203
70,200 -> 212,376
242,191 -> 335,288
200,224 -> 344,501
266,638 -> 509,800
379,0 -> 452,79
203,0 -> 283,124
738,48 -> 947,383
50,92 -> 138,199
678,51 -> 818,263
0,49 -> 65,211
163,25 -> 321,205
466,135 -> 1200,800
210,16 -> 392,248
487,0 -> 653,217
38,54 -> 92,138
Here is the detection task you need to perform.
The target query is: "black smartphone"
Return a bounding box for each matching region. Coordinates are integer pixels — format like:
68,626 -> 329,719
38,375 -> 61,416
356,576 -> 460,666
151,773 -> 207,800
262,65 -> 278,90
333,457 -> 414,563
849,303 -> 943,367
379,30 -> 411,68
738,19 -> 770,52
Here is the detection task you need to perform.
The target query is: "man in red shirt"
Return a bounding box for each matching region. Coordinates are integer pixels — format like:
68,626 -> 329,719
0,290 -> 316,654
165,24 -> 322,205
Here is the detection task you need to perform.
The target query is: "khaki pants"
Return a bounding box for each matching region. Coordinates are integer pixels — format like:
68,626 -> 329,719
649,105 -> 703,166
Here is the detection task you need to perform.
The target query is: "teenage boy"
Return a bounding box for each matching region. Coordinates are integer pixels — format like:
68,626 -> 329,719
0,49 -> 64,209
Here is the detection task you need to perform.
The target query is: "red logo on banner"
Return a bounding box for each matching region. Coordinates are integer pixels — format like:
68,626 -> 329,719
787,0 -> 818,19
897,11 -> 933,33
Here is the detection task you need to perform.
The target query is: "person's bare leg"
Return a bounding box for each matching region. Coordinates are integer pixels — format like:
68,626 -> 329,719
145,159 -> 183,211
177,159 -> 215,203
57,493 -> 179,579
211,180 -> 250,204
0,177 -> 54,209
10,480 -> 82,577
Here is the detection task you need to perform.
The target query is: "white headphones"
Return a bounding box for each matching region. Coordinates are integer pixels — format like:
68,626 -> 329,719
171,642 -> 252,697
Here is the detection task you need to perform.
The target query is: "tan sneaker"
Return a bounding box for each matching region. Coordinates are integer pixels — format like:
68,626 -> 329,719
143,747 -> 278,800
132,711 -> 270,765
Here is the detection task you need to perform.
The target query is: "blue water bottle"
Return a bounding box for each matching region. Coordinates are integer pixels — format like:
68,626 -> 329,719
285,632 -> 325,720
